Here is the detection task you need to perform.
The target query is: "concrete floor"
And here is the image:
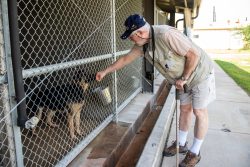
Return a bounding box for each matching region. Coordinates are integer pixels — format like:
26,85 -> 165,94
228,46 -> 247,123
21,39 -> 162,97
162,62 -> 250,167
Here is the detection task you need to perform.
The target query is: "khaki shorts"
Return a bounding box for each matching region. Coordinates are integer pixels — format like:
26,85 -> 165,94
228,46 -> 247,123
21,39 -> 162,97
179,71 -> 216,109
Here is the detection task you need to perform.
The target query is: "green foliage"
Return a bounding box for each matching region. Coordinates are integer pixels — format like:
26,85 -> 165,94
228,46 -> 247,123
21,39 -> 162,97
239,25 -> 250,49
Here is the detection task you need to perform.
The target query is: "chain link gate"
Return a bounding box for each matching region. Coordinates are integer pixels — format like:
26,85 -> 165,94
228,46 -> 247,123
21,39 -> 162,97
0,0 -> 144,166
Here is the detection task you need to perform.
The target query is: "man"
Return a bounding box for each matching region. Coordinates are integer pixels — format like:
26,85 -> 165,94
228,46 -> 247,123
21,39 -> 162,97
96,14 -> 216,167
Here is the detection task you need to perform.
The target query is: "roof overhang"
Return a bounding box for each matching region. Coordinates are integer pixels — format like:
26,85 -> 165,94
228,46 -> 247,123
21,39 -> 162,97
156,0 -> 201,14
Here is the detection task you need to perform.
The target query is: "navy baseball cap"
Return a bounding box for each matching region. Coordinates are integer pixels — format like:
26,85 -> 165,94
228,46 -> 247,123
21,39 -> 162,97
120,14 -> 146,40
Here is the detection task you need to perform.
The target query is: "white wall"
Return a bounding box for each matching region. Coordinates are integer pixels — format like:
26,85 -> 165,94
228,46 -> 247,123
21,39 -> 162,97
191,29 -> 244,50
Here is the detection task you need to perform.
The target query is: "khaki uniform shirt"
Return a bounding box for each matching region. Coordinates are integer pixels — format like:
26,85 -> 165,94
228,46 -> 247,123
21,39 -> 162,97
143,25 -> 214,89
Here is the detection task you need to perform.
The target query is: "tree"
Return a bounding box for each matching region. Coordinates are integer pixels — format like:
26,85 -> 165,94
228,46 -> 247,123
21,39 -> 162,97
239,25 -> 250,49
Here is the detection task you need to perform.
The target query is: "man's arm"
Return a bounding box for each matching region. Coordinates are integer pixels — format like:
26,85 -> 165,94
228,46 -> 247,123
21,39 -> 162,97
104,45 -> 142,73
96,45 -> 143,81
182,48 -> 199,80
175,48 -> 199,90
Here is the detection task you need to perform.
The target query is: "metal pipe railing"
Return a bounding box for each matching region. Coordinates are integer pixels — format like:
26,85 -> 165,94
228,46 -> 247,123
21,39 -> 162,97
22,50 -> 129,79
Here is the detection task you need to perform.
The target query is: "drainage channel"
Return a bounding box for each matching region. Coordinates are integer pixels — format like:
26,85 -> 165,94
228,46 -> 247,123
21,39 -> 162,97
103,80 -> 171,167
68,79 -> 174,167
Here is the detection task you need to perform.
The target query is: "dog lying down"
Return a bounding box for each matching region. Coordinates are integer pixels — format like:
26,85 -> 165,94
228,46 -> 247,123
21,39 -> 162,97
28,79 -> 89,139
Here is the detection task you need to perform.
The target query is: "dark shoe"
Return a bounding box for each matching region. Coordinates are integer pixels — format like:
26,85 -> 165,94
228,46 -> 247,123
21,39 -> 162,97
163,141 -> 188,157
179,151 -> 201,167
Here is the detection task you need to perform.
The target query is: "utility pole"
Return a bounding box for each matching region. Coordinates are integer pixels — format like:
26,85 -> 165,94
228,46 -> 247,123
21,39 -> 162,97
213,6 -> 216,22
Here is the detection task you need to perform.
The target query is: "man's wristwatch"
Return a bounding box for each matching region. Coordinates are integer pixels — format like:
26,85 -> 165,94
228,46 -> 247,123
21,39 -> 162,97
181,76 -> 188,81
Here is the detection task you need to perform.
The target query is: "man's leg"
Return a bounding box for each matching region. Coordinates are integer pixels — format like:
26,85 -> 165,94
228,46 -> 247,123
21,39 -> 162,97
179,108 -> 207,167
194,108 -> 208,139
163,103 -> 192,156
190,108 -> 208,155
180,72 -> 215,166
179,104 -> 193,146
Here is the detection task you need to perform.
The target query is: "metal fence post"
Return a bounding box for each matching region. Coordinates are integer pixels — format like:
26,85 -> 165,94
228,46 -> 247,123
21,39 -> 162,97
111,0 -> 118,122
1,0 -> 24,166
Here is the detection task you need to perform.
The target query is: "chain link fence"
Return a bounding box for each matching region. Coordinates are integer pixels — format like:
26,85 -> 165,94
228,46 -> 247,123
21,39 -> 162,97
115,0 -> 143,108
0,85 -> 16,167
0,0 -> 144,166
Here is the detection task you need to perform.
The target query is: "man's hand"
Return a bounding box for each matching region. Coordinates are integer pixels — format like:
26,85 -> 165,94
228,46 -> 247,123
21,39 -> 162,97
175,79 -> 187,90
96,71 -> 107,82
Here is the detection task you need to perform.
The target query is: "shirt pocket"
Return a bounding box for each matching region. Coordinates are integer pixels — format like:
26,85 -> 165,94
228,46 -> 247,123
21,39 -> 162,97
159,51 -> 175,70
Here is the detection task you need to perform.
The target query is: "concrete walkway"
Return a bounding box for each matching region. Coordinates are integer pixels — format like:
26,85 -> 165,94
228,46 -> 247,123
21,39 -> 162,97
162,62 -> 250,167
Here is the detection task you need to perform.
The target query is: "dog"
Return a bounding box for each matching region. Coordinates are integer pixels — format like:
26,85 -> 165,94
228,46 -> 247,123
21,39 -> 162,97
27,78 -> 89,139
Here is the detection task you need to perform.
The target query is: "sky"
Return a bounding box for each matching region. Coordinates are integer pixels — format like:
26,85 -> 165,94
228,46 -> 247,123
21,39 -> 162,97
193,0 -> 250,28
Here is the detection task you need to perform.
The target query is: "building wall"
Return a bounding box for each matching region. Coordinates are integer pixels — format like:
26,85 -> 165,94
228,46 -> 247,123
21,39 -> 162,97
192,29 -> 244,50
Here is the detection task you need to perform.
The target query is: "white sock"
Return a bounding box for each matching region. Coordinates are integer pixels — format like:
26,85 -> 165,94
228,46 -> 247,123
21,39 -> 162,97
190,137 -> 203,155
179,130 -> 188,146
